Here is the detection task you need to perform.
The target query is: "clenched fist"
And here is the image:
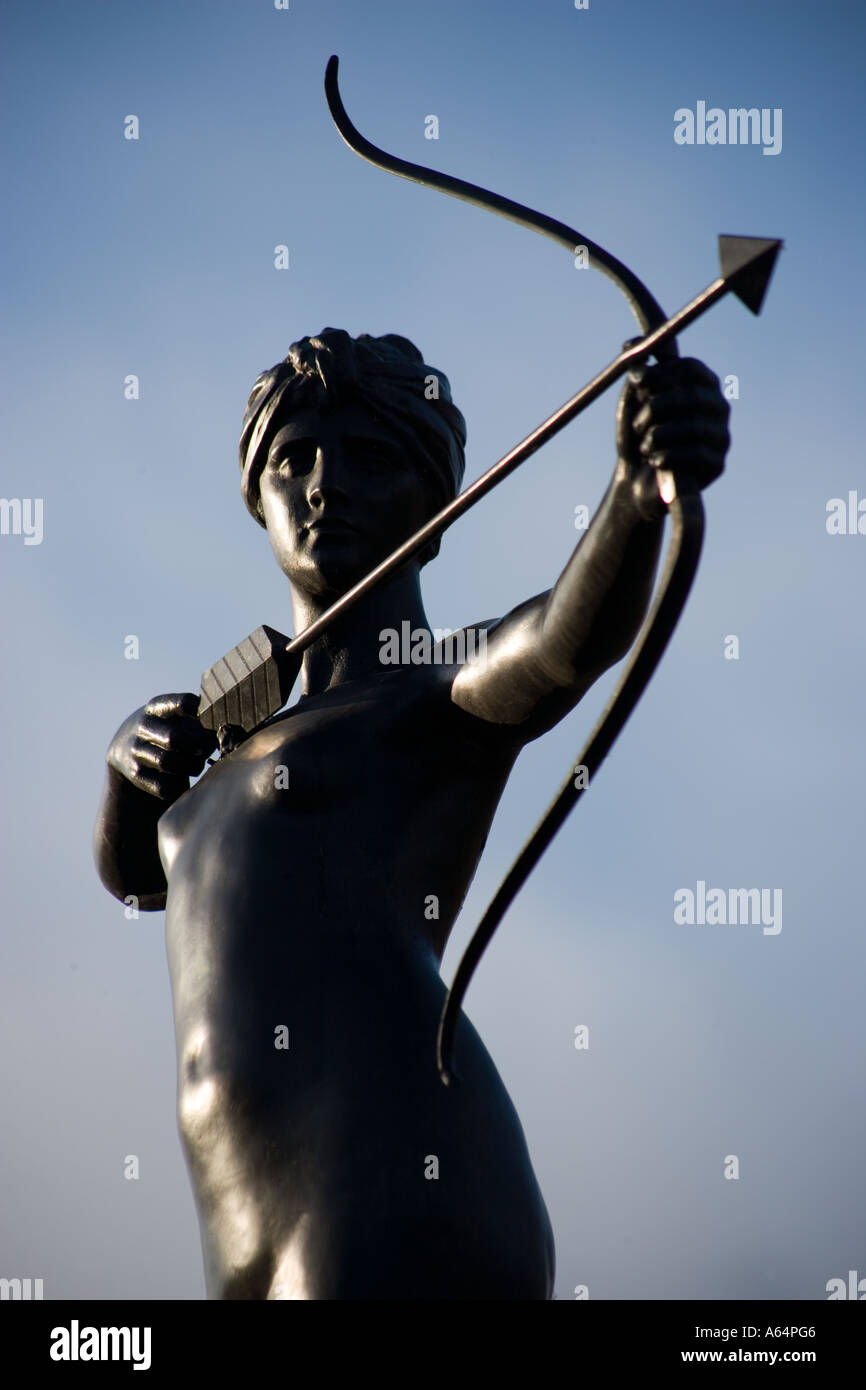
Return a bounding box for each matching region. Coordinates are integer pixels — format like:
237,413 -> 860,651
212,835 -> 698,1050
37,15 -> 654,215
107,693 -> 217,803
615,356 -> 730,520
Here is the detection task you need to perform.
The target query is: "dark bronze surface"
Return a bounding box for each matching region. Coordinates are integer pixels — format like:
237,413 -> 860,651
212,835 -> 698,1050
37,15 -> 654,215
90,58 -> 774,1300
94,328 -> 729,1298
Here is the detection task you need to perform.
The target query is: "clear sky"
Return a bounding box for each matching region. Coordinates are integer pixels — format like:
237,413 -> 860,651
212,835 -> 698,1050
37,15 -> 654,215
1,0 -> 864,1299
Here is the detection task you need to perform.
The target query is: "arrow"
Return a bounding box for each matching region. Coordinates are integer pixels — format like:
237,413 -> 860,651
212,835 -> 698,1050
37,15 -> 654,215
197,58 -> 781,1094
198,234 -> 781,736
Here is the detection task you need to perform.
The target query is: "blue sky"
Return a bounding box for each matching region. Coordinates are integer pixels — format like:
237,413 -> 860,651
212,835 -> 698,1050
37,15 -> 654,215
1,0 -> 864,1299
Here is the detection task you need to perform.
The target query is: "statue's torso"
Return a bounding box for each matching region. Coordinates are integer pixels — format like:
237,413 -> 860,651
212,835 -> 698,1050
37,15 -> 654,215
158,663 -> 554,1299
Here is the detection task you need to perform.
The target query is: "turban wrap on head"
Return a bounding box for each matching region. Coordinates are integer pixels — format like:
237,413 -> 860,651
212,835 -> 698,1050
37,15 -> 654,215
239,329 -> 466,562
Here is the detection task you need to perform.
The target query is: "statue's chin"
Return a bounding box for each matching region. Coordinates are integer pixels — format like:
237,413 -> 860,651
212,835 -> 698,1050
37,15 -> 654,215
283,554 -> 371,603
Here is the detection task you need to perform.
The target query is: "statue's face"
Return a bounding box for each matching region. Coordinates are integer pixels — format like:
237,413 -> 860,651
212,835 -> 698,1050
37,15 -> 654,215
258,401 -> 432,598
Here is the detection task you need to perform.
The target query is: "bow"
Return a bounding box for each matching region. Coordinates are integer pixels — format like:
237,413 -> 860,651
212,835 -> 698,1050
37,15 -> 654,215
324,56 -> 716,1086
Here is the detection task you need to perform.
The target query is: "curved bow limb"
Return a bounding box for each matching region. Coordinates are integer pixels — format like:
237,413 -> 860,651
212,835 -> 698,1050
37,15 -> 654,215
437,483 -> 704,1084
325,55 -> 676,352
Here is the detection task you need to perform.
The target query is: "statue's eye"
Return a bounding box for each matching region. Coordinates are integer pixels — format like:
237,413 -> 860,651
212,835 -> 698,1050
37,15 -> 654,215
273,440 -> 317,475
346,438 -> 400,471
364,452 -> 391,472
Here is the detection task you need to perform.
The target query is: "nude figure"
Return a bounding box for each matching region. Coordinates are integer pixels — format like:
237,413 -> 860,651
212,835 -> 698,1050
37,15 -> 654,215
94,329 -> 728,1299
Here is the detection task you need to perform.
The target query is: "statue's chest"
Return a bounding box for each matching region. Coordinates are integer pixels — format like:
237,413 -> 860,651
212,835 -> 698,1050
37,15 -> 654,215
159,677 -> 449,869
235,709 -> 398,819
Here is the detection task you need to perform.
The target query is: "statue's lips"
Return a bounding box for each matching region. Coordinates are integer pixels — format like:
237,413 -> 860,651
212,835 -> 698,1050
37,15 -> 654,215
304,518 -> 360,537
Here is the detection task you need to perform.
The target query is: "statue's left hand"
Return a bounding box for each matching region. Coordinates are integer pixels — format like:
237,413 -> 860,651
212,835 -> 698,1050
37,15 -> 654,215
615,357 -> 730,518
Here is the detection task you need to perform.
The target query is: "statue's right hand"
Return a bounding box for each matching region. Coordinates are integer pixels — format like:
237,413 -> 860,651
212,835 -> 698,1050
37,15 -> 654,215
107,693 -> 218,802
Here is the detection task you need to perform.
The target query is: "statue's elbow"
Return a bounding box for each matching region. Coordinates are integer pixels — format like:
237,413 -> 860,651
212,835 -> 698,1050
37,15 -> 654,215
93,826 -> 167,913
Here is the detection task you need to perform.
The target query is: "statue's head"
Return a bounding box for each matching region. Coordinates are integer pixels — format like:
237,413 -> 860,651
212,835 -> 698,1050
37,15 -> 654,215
238,329 -> 466,596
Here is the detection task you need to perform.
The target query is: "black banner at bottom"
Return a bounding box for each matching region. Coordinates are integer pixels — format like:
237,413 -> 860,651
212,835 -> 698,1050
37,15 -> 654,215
1,1298 -> 862,1375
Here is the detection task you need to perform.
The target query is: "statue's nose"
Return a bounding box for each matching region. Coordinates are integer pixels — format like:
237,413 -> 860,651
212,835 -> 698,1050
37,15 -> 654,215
307,442 -> 351,505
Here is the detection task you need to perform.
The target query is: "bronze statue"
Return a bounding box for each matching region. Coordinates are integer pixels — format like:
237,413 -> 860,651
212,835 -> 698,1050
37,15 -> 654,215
94,327 -> 729,1298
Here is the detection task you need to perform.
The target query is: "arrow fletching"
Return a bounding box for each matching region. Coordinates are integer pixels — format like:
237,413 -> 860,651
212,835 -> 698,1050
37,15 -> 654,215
198,625 -> 301,733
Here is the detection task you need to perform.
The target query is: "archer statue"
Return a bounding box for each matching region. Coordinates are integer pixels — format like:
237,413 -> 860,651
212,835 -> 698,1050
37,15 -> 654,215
94,325 -> 729,1299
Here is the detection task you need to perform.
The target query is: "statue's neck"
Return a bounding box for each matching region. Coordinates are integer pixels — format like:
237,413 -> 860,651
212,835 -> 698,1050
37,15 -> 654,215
290,569 -> 430,698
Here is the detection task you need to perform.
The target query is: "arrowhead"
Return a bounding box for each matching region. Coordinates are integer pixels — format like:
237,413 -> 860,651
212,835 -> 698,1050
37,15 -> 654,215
718,236 -> 783,314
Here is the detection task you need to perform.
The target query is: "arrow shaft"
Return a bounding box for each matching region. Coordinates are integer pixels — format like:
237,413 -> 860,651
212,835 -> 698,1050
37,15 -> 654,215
285,274 -> 728,661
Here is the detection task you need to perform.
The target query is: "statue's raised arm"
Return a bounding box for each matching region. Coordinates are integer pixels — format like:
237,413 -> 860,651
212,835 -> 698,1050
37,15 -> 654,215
452,356 -> 728,739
